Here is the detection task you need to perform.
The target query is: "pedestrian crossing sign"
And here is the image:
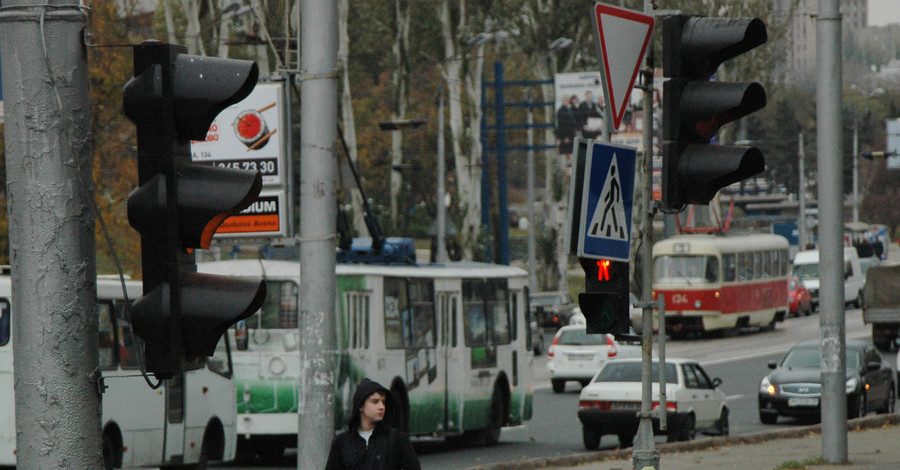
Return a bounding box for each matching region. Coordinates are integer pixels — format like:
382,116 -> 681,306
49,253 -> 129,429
577,141 -> 636,261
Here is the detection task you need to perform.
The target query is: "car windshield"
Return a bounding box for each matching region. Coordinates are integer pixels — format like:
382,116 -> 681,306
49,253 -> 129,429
593,361 -> 678,383
781,346 -> 861,370
557,329 -> 608,346
792,263 -> 819,280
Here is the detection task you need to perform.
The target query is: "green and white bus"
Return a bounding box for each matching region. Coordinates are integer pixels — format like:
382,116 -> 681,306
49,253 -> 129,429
197,258 -> 536,457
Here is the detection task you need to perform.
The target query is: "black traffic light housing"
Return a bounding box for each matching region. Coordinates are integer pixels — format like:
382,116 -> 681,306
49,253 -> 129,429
661,15 -> 768,210
124,41 -> 266,379
578,258 -> 630,336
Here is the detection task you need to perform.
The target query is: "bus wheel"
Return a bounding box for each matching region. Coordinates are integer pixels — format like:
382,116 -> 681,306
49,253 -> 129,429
102,433 -> 116,470
481,386 -> 504,446
391,383 -> 410,433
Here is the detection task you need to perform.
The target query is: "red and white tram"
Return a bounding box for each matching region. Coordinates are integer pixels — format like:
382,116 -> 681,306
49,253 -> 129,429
652,233 -> 791,338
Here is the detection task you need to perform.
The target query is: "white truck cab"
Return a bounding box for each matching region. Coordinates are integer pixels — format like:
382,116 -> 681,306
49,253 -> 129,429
792,247 -> 865,309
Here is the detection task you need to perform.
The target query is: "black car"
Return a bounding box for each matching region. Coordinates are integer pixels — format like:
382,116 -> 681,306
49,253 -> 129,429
759,339 -> 896,424
529,291 -> 577,328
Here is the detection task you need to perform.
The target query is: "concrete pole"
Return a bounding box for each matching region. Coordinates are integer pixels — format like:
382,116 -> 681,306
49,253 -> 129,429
437,92 -> 447,263
817,0 -> 848,463
798,133 -> 807,249
298,0 -> 338,468
0,3 -> 101,468
527,99 -> 538,292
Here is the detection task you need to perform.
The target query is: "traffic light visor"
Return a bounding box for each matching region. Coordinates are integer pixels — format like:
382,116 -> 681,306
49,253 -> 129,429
666,16 -> 767,79
177,163 -> 263,249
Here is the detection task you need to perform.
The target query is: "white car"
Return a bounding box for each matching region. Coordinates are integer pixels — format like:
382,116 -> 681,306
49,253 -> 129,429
577,357 -> 729,449
547,324 -> 641,393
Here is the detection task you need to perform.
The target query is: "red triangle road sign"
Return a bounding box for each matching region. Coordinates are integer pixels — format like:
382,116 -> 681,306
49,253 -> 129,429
591,3 -> 655,132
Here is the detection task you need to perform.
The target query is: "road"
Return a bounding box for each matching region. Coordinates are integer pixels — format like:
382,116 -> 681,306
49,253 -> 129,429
223,306 -> 888,469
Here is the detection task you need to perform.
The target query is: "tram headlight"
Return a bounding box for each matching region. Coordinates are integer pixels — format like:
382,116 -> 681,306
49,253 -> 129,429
694,300 -> 702,309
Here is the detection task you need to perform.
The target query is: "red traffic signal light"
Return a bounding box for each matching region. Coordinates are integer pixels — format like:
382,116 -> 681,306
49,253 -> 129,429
579,258 -> 630,335
124,42 -> 266,379
661,15 -> 768,210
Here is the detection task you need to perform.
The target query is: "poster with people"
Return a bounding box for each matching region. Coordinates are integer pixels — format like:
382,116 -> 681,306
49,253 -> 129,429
553,72 -> 606,156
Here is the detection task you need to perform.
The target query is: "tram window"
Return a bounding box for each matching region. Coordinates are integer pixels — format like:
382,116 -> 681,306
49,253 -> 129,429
98,302 -> 117,369
723,254 -> 737,282
738,253 -> 752,281
762,251 -> 772,278
487,280 -> 510,345
0,299 -> 9,347
409,279 -> 436,348
383,277 -> 408,349
752,252 -> 762,280
704,257 -> 719,283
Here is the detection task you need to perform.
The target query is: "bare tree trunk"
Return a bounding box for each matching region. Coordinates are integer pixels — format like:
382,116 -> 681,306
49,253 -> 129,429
438,0 -> 481,260
389,0 -> 411,230
179,0 -> 206,55
216,0 -> 231,58
338,0 -> 367,235
162,0 -> 178,44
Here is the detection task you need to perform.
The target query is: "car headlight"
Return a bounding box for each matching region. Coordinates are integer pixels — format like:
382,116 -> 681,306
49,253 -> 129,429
760,376 -> 776,395
846,377 -> 858,394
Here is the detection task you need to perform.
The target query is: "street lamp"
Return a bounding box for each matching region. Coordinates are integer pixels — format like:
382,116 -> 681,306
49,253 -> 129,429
849,85 -> 884,223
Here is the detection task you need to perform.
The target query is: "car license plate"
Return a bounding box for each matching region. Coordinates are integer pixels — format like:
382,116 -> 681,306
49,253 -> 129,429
568,353 -> 595,361
788,397 -> 818,406
610,402 -> 640,411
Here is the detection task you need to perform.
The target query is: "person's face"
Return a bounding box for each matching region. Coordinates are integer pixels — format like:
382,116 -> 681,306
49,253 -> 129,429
359,392 -> 387,427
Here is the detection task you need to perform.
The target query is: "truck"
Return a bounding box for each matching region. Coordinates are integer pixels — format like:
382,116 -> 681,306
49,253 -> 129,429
862,263 -> 900,351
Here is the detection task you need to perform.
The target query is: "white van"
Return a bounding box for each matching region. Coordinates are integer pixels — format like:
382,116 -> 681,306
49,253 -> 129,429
792,247 -> 865,309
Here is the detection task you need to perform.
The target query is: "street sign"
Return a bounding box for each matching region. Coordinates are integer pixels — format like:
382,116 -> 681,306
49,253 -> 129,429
577,141 -> 636,261
591,3 -> 655,131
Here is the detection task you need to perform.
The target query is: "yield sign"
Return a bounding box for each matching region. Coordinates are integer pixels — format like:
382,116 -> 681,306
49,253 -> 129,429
591,3 -> 655,131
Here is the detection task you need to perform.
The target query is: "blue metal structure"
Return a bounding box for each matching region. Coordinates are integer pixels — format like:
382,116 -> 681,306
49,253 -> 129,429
480,61 -> 555,264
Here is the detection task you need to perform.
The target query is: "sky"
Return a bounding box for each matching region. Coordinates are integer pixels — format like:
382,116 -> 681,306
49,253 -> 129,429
868,0 -> 900,27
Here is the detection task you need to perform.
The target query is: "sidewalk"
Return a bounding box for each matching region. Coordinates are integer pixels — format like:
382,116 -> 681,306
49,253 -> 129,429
469,414 -> 900,470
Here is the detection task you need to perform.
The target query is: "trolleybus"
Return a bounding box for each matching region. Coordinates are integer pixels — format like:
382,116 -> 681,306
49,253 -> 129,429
197,257 -> 535,458
652,234 -> 790,337
0,270 -> 238,468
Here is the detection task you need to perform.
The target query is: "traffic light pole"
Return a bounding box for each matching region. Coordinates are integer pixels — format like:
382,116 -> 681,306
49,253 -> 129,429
298,0 -> 339,469
632,43 -> 661,470
0,4 -> 102,467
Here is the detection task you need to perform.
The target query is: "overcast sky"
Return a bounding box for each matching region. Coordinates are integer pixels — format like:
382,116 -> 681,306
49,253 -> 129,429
868,0 -> 900,27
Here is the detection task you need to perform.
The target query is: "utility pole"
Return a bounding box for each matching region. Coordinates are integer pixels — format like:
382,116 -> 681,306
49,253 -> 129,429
298,0 -> 338,468
0,3 -> 101,468
817,0 -> 848,463
437,92 -> 447,263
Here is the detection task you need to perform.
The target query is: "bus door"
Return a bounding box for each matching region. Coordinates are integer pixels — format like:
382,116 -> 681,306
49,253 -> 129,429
437,291 -> 460,432
163,374 -> 186,463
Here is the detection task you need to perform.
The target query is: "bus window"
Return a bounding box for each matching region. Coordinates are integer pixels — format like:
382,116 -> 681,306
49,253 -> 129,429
98,302 -> 116,369
0,300 -> 9,347
487,280 -> 510,345
251,280 -> 299,329
209,334 -> 232,377
510,289 -> 519,342
115,303 -> 141,370
409,279 -> 436,349
363,295 -> 370,349
451,297 -> 458,348
462,280 -> 485,347
723,254 -> 736,282
384,277 -> 409,349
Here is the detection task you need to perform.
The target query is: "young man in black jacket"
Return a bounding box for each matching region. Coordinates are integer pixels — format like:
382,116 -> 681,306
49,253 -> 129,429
325,378 -> 421,470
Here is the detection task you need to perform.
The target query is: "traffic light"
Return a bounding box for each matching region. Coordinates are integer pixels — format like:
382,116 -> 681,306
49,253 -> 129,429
578,257 -> 630,335
661,15 -> 768,210
124,41 -> 267,379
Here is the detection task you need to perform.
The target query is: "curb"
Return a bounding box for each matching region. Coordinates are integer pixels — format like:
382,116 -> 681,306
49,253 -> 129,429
465,414 -> 900,470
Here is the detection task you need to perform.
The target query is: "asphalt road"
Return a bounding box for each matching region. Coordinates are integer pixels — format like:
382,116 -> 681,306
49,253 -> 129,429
224,306 -> 887,469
